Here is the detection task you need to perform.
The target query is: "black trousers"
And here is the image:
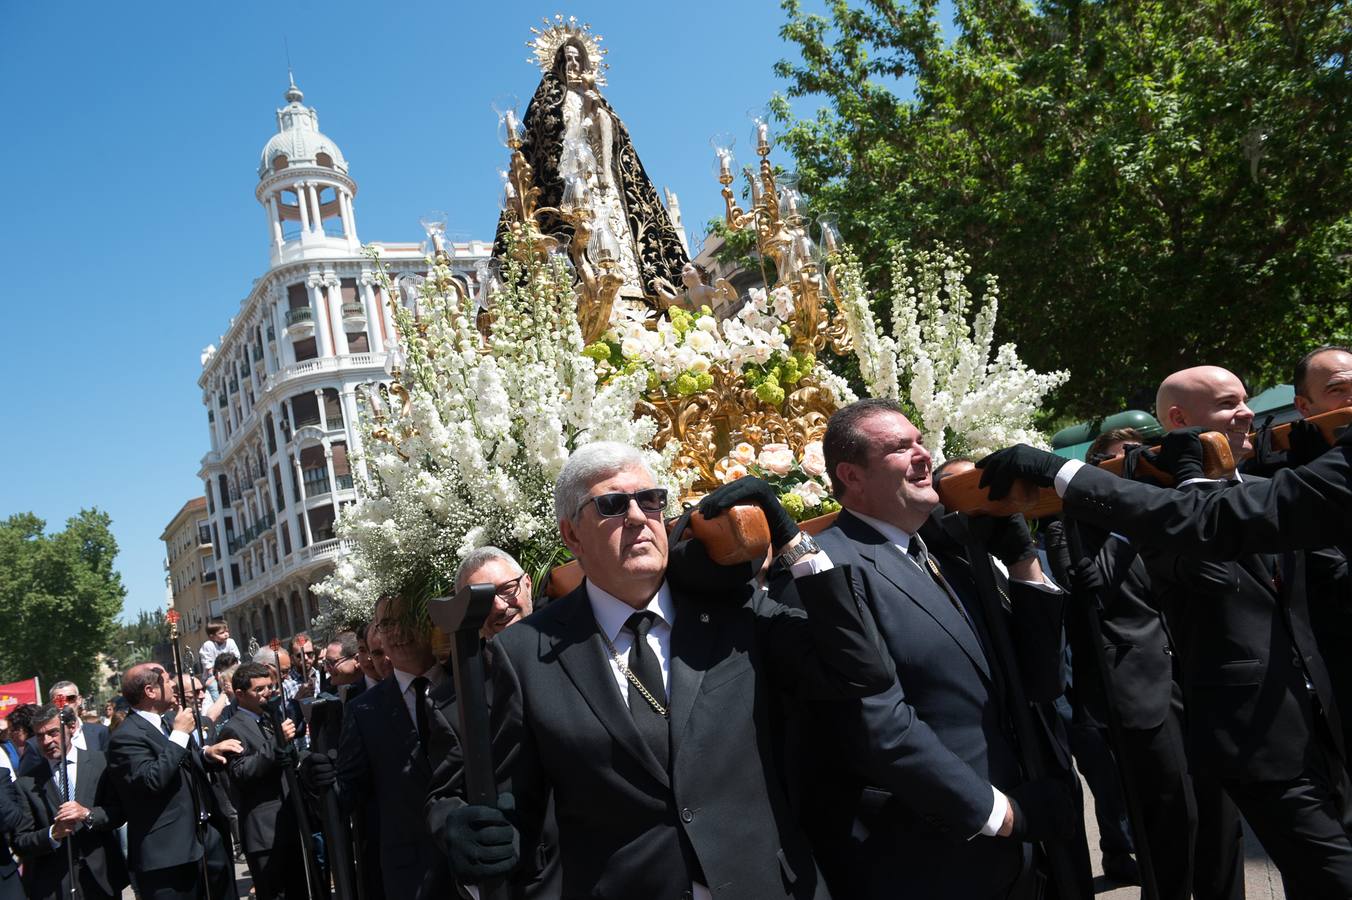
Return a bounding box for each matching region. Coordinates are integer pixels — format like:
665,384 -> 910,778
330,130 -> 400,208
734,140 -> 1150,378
1223,724 -> 1352,900
136,825 -> 236,900
246,846 -> 313,900
1113,699 -> 1200,900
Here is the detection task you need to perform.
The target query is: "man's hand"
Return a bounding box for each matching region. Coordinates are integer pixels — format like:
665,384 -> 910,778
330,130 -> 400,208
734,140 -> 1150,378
698,475 -> 800,552
204,738 -> 243,765
280,718 -> 297,742
1068,556 -> 1106,595
53,801 -> 90,836
1150,427 -> 1206,483
1287,419 -> 1333,467
1005,778 -> 1077,842
300,752 -> 338,793
966,514 -> 1037,566
294,682 -> 315,701
975,446 -> 1064,500
441,793 -> 520,884
171,707 -> 196,734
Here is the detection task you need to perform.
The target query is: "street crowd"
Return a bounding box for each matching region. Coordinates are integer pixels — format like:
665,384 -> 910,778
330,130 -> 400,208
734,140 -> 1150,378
3,346 -> 1352,900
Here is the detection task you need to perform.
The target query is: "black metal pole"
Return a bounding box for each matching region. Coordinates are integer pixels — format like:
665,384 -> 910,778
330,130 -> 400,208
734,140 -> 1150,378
958,518 -> 1081,900
1062,519 -> 1161,900
308,700 -> 356,900
431,584 -> 509,900
266,697 -> 327,900
56,706 -> 82,900
165,617 -> 213,900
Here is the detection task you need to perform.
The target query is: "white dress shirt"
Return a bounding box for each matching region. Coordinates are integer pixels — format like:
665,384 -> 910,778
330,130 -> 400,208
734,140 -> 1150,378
586,580 -> 676,704
45,746 -> 80,847
134,708 -> 190,749
392,665 -> 444,726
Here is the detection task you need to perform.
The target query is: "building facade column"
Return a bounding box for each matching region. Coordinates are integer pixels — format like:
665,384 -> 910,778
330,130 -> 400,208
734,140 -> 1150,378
308,184 -> 323,234
306,273 -> 333,357
327,278 -> 350,355
296,183 -> 311,234
266,196 -> 283,249
359,274 -> 383,353
293,455 -> 315,547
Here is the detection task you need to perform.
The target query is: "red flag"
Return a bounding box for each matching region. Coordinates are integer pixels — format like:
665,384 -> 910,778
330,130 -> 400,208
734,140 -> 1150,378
0,678 -> 40,716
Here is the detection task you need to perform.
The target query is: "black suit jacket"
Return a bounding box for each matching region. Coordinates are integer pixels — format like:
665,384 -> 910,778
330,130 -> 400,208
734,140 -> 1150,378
218,712 -> 300,854
105,711 -> 229,874
14,750 -> 128,900
1065,470 -> 1346,780
1061,527 -> 1176,730
806,510 -> 1066,900
336,669 -> 444,900
0,774 -> 33,900
477,562 -> 887,900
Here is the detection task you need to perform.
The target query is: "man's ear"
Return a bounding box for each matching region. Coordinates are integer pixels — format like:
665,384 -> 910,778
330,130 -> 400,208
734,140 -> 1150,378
1294,395 -> 1312,418
1165,406 -> 1189,429
559,517 -> 583,560
834,461 -> 860,499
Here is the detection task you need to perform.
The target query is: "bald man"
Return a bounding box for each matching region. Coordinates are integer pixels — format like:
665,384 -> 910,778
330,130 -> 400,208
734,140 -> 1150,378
981,366 -> 1352,896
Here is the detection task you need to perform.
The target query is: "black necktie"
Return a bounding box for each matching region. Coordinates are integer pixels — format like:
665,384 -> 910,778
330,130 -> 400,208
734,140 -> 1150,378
625,612 -> 669,770
910,537 -> 977,629
411,676 -> 430,752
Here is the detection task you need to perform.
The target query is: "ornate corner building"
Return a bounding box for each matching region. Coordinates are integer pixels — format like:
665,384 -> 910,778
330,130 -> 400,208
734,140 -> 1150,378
196,80 -> 488,647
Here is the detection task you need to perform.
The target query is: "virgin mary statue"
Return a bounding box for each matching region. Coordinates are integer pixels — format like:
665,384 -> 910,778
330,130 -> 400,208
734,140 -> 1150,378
496,17 -> 691,303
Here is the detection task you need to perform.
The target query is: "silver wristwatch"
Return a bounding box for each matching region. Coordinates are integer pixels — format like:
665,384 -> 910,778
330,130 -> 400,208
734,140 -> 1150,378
776,532 -> 821,569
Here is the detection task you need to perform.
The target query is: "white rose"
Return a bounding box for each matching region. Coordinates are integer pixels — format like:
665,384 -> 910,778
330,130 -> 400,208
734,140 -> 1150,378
696,316 -> 719,333
688,355 -> 711,374
730,442 -> 757,465
620,336 -> 644,358
791,479 -> 829,507
757,443 -> 794,476
801,441 -> 826,477
687,329 -> 716,353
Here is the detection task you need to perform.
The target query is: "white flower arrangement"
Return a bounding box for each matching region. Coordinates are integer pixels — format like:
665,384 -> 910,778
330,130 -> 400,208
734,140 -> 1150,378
315,239 -> 684,631
834,243 -> 1068,463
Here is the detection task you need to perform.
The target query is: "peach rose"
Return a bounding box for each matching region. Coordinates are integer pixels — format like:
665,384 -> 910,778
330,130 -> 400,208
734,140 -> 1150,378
722,462 -> 749,483
800,441 -> 826,477
757,443 -> 794,477
729,442 -> 757,465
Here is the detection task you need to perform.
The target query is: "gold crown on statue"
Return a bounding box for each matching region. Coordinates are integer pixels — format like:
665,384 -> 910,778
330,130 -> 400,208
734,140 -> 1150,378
527,14 -> 608,85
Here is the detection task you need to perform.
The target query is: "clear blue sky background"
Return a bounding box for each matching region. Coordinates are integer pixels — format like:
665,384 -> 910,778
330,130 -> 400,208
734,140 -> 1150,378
0,1 -> 932,622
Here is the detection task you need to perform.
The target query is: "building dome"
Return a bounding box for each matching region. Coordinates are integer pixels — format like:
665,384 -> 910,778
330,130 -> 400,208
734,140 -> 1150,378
258,79 -> 349,179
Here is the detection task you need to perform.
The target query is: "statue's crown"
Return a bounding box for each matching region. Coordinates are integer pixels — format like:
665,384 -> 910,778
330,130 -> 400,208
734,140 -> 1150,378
527,14 -> 608,85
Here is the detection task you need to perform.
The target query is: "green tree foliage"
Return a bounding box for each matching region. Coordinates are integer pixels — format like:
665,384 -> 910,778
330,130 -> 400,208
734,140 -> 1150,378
775,0 -> 1352,415
0,510 -> 126,692
106,609 -> 168,670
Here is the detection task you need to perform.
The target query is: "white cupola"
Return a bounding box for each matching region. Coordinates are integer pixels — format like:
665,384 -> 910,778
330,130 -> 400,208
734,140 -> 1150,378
255,77 -> 360,264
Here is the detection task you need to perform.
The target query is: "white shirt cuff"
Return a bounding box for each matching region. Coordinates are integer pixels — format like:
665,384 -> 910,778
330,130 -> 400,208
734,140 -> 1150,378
168,729 -> 191,748
1176,476 -> 1224,488
1053,459 -> 1084,496
979,787 -> 1010,838
48,825 -> 62,848
789,548 -> 834,578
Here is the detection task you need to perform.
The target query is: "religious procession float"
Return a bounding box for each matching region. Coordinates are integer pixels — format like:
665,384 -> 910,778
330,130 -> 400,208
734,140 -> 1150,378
317,17 -> 1067,626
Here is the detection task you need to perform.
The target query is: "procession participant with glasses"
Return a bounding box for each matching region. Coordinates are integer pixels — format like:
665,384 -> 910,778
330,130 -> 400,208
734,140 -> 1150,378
19,684 -> 109,778
429,440 -> 892,899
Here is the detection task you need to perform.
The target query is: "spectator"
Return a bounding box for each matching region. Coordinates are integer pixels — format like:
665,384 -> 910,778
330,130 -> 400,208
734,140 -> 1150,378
198,620 -> 240,676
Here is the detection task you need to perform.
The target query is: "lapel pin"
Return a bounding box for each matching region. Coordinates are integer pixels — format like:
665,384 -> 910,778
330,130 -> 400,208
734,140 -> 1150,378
699,612 -> 710,623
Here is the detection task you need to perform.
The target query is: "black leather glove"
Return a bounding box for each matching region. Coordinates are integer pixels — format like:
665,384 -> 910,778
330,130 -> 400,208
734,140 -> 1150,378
1006,778 -> 1077,842
1068,556 -> 1106,594
966,514 -> 1037,566
441,792 -> 520,884
1287,419 -> 1332,467
697,475 -> 799,551
975,445 -> 1064,500
299,751 -> 337,793
1153,427 -> 1206,483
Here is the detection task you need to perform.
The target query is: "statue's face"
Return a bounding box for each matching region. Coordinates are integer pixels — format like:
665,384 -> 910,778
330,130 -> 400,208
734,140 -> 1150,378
681,264 -> 702,289
563,45 -> 582,83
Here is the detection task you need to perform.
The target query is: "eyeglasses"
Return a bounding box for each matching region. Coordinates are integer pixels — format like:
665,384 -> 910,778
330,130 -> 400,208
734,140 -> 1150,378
494,572 -> 528,599
59,694 -> 77,703
577,488 -> 668,519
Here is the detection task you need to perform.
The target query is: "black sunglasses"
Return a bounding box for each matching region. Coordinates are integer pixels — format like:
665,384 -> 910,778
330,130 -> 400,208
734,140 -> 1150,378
578,488 -> 668,519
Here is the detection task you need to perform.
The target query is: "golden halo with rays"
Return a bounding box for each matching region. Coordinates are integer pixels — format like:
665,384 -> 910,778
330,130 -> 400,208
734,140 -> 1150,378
526,14 -> 608,85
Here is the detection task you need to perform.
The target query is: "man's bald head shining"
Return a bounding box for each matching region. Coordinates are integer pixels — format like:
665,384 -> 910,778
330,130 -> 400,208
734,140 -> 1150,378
1156,365 -> 1254,470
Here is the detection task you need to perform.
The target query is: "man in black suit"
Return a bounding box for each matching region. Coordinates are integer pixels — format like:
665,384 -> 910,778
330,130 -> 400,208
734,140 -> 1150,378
794,399 -> 1072,899
0,763 -> 34,900
13,705 -> 128,900
422,546 -> 558,900
432,440 -> 891,899
19,683 -> 109,777
979,369 -> 1352,896
106,663 -> 242,900
218,662 -> 310,900
310,595 -> 448,900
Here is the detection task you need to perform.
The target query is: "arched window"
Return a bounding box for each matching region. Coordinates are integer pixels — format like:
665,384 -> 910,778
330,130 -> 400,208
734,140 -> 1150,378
272,154 -> 289,172
315,152 -> 333,168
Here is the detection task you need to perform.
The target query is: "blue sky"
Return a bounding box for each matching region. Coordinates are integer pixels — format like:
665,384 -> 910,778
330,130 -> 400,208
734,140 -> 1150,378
0,1 -> 927,621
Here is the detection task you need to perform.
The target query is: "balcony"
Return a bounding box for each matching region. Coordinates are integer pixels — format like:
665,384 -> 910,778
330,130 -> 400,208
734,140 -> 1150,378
228,378 -> 239,394
285,306 -> 315,338
341,301 -> 365,325
302,467 -> 331,496
266,325 -> 276,343
252,345 -> 264,362
197,525 -> 212,546
335,473 -> 354,491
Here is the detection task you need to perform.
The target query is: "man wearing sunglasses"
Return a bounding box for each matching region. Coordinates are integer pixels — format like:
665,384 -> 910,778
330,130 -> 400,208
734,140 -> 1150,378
433,440 -> 891,899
